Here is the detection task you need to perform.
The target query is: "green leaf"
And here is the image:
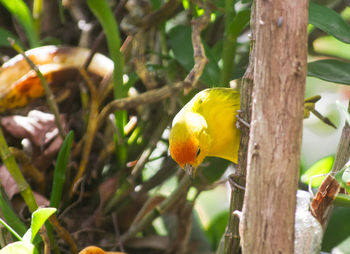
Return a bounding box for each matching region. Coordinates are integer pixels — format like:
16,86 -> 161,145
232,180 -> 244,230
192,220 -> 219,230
23,207 -> 56,243
191,211 -> 212,251
168,25 -> 221,87
0,0 -> 39,47
322,207 -> 350,251
309,2 -> 350,44
0,241 -> 37,254
334,165 -> 350,194
87,0 -> 124,97
220,8 -> 250,86
307,59 -> 350,85
0,218 -> 23,241
334,193 -> 350,208
332,236 -> 350,253
300,155 -> 334,187
206,211 -> 229,250
50,131 -> 74,208
87,0 -> 127,167
313,36 -> 350,60
0,28 -> 23,48
228,9 -> 250,40
0,188 -> 27,236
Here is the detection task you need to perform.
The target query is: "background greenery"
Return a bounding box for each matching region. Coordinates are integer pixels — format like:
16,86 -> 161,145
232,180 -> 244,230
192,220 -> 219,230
0,0 -> 349,253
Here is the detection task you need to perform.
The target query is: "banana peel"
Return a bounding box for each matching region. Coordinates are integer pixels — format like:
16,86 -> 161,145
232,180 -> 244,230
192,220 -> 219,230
0,46 -> 113,112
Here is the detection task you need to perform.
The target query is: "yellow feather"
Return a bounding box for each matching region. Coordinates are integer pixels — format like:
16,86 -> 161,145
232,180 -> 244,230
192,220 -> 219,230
169,88 -> 240,172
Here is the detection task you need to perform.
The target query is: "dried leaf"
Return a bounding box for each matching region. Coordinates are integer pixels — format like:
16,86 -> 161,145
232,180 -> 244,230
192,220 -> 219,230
0,165 -> 18,199
94,176 -> 119,226
1,110 -> 64,147
311,174 -> 340,225
0,164 -> 49,207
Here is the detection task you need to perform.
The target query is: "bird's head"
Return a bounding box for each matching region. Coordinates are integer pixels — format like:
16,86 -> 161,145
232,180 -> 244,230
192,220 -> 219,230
169,112 -> 211,178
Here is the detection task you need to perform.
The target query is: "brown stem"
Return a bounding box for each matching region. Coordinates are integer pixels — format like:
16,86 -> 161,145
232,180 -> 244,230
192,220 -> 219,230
331,101 -> 350,173
49,215 -> 77,253
69,69 -> 100,198
222,2 -> 256,253
140,0 -> 182,30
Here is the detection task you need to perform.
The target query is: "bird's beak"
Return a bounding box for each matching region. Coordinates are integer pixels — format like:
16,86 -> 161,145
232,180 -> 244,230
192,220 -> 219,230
184,164 -> 196,179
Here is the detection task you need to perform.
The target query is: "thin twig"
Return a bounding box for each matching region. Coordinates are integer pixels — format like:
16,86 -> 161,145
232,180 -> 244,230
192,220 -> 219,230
97,81 -> 188,124
311,109 -> 337,129
119,174 -> 191,243
9,147 -> 46,193
59,176 -> 86,219
140,158 -> 178,193
39,228 -> 50,254
222,2 -> 256,252
129,115 -> 172,181
69,69 -> 100,198
139,0 -> 182,30
48,215 -> 77,253
103,115 -> 171,214
112,213 -> 125,252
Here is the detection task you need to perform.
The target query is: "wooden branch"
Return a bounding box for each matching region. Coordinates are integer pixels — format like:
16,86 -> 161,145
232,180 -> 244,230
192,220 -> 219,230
97,81 -> 187,123
222,2 -> 256,253
241,0 -> 308,253
332,101 -> 350,173
119,175 -> 191,243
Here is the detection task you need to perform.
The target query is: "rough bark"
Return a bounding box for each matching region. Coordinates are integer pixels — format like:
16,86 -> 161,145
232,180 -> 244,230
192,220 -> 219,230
222,3 -> 256,252
240,0 -> 308,253
331,101 -> 350,173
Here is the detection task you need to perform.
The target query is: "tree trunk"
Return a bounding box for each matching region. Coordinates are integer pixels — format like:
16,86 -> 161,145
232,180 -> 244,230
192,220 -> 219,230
240,0 -> 308,253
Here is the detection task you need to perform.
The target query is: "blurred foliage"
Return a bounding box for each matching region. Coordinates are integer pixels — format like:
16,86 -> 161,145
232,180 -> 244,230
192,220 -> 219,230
0,0 -> 349,253
323,207 -> 350,252
0,0 -> 39,47
308,59 -> 350,85
206,210 -> 229,250
300,155 -> 334,187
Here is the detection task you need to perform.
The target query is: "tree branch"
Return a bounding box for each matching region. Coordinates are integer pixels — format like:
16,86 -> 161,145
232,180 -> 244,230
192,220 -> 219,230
222,2 -> 256,253
241,0 -> 308,253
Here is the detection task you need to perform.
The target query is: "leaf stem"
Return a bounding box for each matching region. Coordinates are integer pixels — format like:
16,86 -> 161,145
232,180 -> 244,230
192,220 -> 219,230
0,127 -> 38,213
220,0 -> 237,86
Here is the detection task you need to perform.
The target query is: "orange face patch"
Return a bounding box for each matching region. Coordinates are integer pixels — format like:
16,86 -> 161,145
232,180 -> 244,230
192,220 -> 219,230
169,138 -> 197,168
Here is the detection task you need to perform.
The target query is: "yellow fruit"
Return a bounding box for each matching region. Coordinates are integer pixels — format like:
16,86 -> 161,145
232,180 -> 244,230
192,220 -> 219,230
169,88 -> 240,177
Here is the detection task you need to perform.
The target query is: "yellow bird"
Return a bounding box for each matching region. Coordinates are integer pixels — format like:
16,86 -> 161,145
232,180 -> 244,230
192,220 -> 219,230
169,88 -> 240,178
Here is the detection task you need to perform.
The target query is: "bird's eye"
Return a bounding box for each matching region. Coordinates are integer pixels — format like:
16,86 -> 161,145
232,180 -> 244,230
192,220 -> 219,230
196,147 -> 201,157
